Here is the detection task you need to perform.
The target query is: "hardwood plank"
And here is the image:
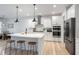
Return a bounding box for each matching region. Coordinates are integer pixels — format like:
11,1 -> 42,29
43,41 -> 69,55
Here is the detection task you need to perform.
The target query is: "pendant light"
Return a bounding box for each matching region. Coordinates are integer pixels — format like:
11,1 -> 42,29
32,4 -> 36,22
15,5 -> 19,22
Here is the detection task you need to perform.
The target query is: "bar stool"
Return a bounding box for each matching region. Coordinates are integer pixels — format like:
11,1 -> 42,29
5,40 -> 15,55
17,40 -> 26,55
28,42 -> 37,55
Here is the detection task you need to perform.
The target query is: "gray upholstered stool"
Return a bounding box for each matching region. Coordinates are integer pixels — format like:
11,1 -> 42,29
5,40 -> 15,55
17,40 -> 26,54
28,42 -> 37,55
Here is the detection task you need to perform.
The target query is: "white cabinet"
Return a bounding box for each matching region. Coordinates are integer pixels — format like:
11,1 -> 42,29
67,5 -> 75,19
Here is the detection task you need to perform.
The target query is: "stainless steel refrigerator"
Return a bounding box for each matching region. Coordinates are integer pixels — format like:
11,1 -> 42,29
64,18 -> 75,55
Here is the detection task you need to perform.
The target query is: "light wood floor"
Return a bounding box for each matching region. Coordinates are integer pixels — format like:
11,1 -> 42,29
43,40 -> 69,55
0,40 -> 69,55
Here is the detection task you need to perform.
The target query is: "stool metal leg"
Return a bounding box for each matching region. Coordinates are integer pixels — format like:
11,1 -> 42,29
16,44 -> 18,55
29,45 -> 31,55
9,42 -> 11,55
30,45 -> 32,55
5,42 -> 8,54
21,43 -> 23,55
35,45 -> 37,54
33,45 -> 34,55
28,45 -> 29,55
24,43 -> 26,55
14,42 -> 16,55
16,43 -> 19,55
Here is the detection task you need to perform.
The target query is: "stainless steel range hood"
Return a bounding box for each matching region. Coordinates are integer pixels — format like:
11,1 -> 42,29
34,15 -> 44,32
35,15 -> 43,27
37,15 -> 41,24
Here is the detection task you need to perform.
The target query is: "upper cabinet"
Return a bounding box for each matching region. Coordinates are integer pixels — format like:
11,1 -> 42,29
52,16 -> 63,26
67,5 -> 75,19
41,16 -> 52,28
62,5 -> 75,21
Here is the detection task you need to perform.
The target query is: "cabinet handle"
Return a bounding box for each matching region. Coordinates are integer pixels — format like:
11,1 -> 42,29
68,40 -> 72,43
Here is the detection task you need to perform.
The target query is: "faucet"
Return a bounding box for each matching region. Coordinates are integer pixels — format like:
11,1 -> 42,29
25,28 -> 27,34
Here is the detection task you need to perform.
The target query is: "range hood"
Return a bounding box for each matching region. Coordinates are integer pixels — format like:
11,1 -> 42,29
34,15 -> 44,32
37,15 -> 41,24
35,15 -> 43,27
36,15 -> 43,25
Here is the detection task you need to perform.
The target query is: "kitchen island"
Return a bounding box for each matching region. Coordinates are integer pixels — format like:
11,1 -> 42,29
9,32 -> 45,55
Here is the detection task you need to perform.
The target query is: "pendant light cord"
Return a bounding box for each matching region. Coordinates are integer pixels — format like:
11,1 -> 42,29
33,4 -> 36,18
16,6 -> 18,20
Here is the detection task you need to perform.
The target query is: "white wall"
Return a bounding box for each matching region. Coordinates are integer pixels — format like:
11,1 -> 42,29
6,18 -> 36,33
0,19 -> 8,33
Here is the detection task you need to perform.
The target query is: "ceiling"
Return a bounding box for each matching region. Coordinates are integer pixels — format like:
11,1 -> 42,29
0,4 -> 70,19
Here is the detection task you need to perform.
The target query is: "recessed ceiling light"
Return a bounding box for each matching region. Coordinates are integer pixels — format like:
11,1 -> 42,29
53,5 -> 56,8
35,7 -> 38,10
19,9 -> 22,12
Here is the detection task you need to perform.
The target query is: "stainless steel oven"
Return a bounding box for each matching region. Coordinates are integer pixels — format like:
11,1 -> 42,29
53,26 -> 61,37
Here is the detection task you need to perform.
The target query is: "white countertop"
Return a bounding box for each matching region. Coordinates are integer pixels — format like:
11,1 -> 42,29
8,32 -> 45,55
9,32 -> 45,39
